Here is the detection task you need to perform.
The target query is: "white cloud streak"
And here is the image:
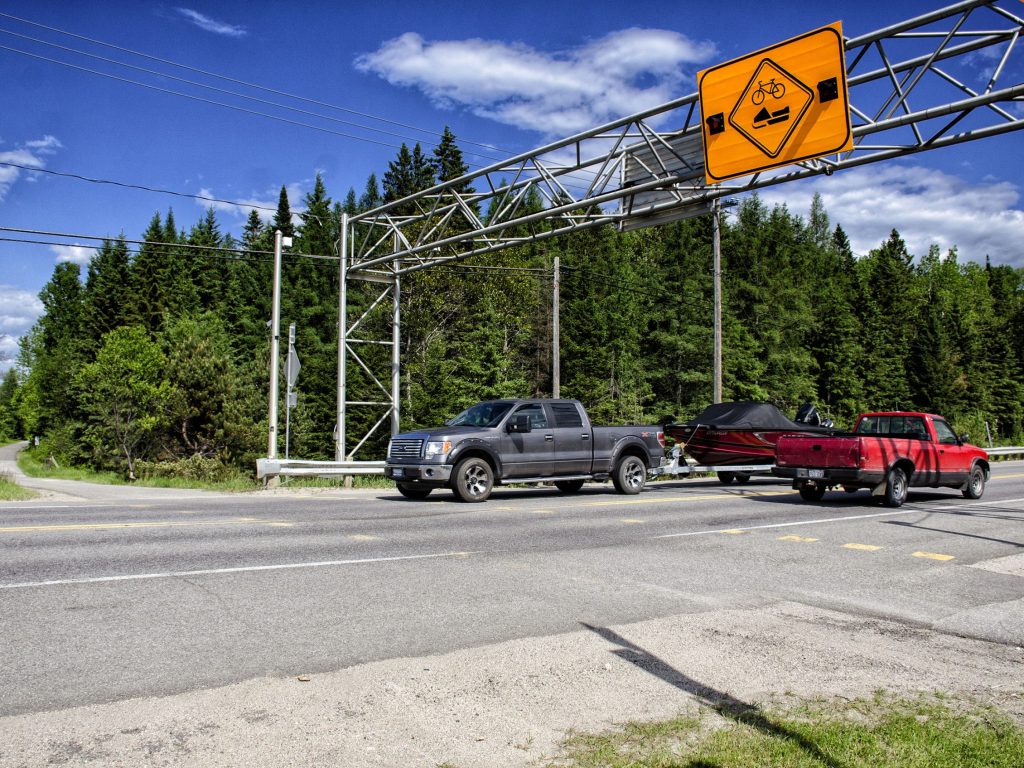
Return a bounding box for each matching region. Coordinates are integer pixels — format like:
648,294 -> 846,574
758,165 -> 1024,267
196,183 -> 304,224
355,29 -> 715,136
0,135 -> 62,201
0,285 -> 43,369
49,244 -> 93,265
176,8 -> 247,38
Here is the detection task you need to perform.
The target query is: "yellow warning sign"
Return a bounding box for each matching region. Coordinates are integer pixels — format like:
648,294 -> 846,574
698,22 -> 852,183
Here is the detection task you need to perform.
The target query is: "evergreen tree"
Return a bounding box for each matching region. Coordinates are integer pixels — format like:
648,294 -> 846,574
83,237 -> 132,349
273,186 -> 295,238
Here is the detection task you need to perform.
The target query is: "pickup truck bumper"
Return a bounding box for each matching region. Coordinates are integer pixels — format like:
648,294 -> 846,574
385,463 -> 453,484
773,467 -> 885,486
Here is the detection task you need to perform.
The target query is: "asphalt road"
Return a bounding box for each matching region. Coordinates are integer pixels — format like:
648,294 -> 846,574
1,452 -> 1022,718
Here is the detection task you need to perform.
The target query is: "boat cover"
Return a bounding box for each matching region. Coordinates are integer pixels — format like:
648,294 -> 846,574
680,401 -> 829,431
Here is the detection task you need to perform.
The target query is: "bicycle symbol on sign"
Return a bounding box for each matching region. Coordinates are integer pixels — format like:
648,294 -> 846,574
751,78 -> 786,105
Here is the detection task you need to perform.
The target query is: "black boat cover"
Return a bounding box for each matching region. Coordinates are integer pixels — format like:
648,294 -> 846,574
680,401 -> 830,431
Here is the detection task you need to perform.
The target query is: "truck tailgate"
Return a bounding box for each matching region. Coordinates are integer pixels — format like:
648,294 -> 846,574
775,435 -> 860,469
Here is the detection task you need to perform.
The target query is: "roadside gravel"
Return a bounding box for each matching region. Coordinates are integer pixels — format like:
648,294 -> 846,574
2,600 -> 1021,767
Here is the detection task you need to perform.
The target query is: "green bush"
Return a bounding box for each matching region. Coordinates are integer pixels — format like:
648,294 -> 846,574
133,454 -> 236,483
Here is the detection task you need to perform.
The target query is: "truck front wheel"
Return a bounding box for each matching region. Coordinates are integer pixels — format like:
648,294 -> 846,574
451,457 -> 493,502
884,467 -> 908,508
962,464 -> 985,500
613,455 -> 647,495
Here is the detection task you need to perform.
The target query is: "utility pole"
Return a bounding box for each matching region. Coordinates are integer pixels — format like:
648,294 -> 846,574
712,198 -> 723,404
266,230 -> 290,487
552,255 -> 560,398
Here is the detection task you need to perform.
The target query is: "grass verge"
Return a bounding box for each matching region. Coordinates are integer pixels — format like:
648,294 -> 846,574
544,692 -> 1024,768
0,473 -> 36,501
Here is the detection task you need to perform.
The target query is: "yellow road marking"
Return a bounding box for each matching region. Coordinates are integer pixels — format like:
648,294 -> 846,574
0,518 -> 287,533
347,534 -> 379,541
582,490 -> 792,507
843,543 -> 882,551
992,472 -> 1024,479
778,535 -> 818,542
722,529 -> 748,535
621,518 -> 645,524
913,551 -> 955,561
528,509 -> 556,515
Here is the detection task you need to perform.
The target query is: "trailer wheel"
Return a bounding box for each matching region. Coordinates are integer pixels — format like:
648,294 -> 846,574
734,473 -> 751,485
397,483 -> 432,500
612,455 -> 646,495
798,483 -> 826,502
717,471 -> 735,484
555,479 -> 585,494
884,466 -> 908,508
451,457 -> 493,502
962,464 -> 985,500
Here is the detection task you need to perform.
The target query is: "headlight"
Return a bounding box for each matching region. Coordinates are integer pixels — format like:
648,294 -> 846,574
424,440 -> 452,459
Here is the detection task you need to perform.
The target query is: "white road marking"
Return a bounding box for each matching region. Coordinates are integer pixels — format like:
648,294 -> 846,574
0,551 -> 478,590
653,509 -> 920,539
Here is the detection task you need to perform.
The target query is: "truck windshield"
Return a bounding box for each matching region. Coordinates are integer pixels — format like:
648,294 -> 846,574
447,402 -> 514,428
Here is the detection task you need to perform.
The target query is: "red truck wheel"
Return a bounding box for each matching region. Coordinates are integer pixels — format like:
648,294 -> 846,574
884,467 -> 908,508
962,464 -> 985,499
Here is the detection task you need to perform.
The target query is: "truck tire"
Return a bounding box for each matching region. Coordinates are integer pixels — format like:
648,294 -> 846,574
798,483 -> 826,502
717,471 -> 735,484
884,466 -> 908,508
962,464 -> 985,500
397,483 -> 432,500
734,473 -> 751,485
612,455 -> 646,495
555,479 -> 585,494
451,457 -> 493,502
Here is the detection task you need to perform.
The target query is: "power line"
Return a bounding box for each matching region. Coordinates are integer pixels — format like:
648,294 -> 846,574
0,26 -> 507,166
0,11 -> 503,154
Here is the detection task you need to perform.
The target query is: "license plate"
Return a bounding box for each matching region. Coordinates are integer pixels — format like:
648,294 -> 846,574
809,469 -> 824,479
392,468 -> 403,477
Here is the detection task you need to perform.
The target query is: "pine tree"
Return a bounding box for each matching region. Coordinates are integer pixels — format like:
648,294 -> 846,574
273,186 -> 295,238
84,236 -> 132,349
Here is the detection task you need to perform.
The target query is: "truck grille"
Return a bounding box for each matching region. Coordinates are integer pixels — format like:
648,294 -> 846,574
389,438 -> 424,459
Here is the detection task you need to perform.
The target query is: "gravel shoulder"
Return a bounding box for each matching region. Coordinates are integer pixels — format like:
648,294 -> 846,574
2,600 -> 1022,768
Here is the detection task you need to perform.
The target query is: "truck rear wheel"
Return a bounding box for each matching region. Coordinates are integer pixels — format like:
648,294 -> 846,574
451,457 -> 493,502
397,483 -> 432,500
962,464 -> 985,499
884,467 -> 908,508
555,479 -> 585,494
612,455 -> 646,495
798,483 -> 826,502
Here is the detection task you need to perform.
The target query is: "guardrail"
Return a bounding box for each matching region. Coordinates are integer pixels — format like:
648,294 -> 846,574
256,458 -> 385,479
988,446 -> 1024,459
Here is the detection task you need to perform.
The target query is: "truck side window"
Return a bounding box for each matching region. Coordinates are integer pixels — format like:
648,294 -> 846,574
515,404 -> 548,429
932,419 -> 958,445
905,417 -> 928,440
551,402 -> 584,428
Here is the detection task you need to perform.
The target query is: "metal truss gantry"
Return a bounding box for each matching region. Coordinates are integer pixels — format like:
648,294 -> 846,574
316,0 -> 1024,471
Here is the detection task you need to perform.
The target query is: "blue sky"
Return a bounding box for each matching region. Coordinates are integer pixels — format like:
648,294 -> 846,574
2,1 -> 1023,370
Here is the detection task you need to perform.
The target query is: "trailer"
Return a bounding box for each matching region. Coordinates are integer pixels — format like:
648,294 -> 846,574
652,446 -> 775,485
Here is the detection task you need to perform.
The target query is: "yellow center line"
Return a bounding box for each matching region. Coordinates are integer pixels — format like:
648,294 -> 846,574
844,543 -> 883,551
347,534 -> 379,541
722,529 -> 748,535
913,551 -> 955,561
992,472 -> 1024,479
778,535 -> 818,542
528,509 -> 556,515
581,490 -> 792,507
621,518 -> 646,524
0,518 -> 287,533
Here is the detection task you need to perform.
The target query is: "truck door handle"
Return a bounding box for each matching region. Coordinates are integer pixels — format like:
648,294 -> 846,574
581,434 -> 590,440
545,434 -> 554,441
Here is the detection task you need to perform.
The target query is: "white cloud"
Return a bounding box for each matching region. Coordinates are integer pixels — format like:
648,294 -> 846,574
0,285 -> 43,369
196,184 -> 304,224
176,8 -> 247,38
355,28 -> 715,136
758,164 -> 1024,267
0,136 -> 62,201
49,244 -> 93,265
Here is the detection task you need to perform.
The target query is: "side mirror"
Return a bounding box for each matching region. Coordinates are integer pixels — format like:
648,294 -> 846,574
959,433 -> 969,445
506,414 -> 532,433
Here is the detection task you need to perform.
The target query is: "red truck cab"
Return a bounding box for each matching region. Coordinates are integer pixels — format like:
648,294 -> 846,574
773,412 -> 989,507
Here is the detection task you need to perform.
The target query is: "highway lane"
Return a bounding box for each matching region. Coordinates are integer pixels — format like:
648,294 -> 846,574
1,463 -> 1022,716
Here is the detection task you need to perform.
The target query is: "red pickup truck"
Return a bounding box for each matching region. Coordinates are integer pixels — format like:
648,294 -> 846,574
773,412 -> 989,507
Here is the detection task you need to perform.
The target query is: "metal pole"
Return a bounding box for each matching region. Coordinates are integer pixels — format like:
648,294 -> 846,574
552,255 -> 560,398
285,323 -> 295,462
266,230 -> 284,486
391,271 -> 401,436
712,199 -> 723,404
336,213 -> 348,462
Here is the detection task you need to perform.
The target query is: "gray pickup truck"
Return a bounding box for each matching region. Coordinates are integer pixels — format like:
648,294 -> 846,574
384,398 -> 665,502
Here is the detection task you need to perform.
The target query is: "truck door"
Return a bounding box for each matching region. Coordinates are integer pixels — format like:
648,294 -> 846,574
901,415 -> 939,486
499,403 -> 554,478
548,402 -> 592,474
931,417 -> 971,486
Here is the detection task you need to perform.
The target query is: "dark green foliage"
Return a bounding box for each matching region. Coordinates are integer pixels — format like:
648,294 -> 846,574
12,129 -> 1024,478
